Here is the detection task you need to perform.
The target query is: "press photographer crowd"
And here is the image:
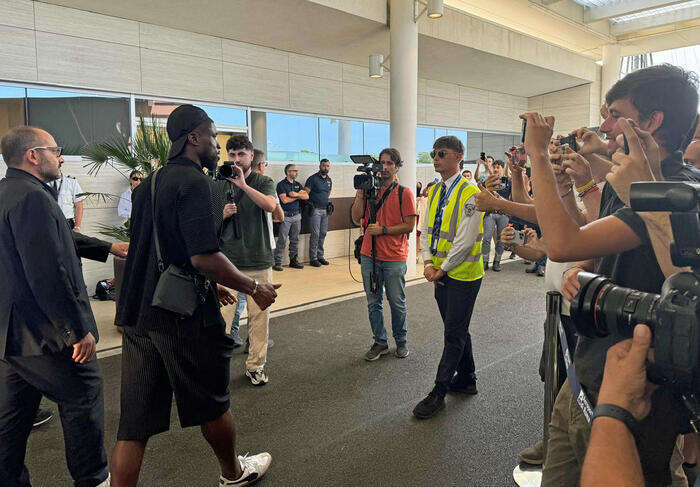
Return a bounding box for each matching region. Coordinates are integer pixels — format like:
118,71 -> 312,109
1,62 -> 699,487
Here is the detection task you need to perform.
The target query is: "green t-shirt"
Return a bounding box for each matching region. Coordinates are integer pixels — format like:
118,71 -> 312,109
211,172 -> 276,270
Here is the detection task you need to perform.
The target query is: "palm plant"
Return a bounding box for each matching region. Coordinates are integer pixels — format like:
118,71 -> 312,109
81,117 -> 171,241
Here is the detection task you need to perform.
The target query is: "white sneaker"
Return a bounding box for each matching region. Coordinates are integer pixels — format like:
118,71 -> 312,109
219,452 -> 272,486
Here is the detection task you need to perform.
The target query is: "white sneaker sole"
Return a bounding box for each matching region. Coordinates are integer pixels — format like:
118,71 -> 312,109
245,370 -> 268,386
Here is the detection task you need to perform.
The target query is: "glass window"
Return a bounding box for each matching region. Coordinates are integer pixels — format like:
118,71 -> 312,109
362,121 -> 389,158
27,88 -> 130,155
416,126 -> 435,164
466,131 -> 483,162
267,112 -> 319,162
319,118 -> 363,162
0,85 -> 26,149
447,129 -> 467,154
196,104 -> 247,128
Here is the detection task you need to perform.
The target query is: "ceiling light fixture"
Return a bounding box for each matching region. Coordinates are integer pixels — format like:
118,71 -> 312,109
415,0 -> 443,21
369,54 -> 390,79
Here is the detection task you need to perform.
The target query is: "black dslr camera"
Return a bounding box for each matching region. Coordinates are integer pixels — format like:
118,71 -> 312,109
571,182 -> 700,407
215,161 -> 238,181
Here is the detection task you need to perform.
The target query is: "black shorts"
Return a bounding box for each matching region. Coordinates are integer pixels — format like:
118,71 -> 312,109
117,321 -> 234,441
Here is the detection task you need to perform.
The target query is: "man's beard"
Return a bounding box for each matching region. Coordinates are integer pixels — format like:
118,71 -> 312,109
288,174 -> 297,180
319,169 -> 328,175
38,157 -> 60,182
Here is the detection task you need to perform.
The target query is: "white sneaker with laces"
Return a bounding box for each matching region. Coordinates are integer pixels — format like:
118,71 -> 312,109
219,452 -> 272,486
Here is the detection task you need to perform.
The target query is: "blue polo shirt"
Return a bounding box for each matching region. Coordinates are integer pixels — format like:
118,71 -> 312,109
277,178 -> 304,213
305,172 -> 332,208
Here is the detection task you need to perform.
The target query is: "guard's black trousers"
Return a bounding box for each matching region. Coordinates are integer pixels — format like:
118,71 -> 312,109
433,276 -> 482,394
0,352 -> 108,487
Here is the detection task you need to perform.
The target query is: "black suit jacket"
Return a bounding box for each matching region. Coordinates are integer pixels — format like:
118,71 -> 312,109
0,168 -> 110,358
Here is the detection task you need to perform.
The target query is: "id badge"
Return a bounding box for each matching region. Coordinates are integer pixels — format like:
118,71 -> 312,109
430,235 -> 439,255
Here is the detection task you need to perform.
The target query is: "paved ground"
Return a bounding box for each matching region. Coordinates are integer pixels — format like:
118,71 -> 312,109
26,260 -> 548,486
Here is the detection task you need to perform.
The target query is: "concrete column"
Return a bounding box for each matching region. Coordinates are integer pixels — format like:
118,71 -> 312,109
338,119 -> 352,156
390,0 -> 418,276
250,110 -> 267,154
601,43 -> 622,107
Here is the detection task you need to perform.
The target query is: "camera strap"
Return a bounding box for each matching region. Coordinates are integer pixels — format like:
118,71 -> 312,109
363,181 -> 398,232
556,314 -> 594,424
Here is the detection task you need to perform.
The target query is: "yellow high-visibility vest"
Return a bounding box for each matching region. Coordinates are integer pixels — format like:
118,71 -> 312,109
426,177 -> 484,281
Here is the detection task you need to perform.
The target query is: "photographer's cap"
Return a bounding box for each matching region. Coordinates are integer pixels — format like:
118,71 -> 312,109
166,105 -> 212,160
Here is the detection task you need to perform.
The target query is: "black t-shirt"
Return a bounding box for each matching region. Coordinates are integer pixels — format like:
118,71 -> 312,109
277,178 -> 304,213
305,172 -> 332,207
115,157 -> 224,330
496,177 -> 512,200
574,151 -> 700,392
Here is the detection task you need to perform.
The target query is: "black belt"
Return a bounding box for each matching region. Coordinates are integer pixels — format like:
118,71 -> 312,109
312,202 -> 328,209
285,210 -> 300,216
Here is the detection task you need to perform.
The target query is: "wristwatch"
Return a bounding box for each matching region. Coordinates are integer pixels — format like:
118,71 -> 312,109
382,226 -> 388,235
592,403 -> 638,434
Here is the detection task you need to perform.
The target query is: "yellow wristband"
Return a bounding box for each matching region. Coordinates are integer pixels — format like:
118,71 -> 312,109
576,180 -> 595,193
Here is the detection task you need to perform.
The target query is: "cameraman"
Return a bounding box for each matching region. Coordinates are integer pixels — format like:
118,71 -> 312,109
523,64 -> 700,487
351,148 -> 416,361
212,135 -> 277,387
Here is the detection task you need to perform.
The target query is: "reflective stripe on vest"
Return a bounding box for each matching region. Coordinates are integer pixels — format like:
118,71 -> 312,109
427,178 -> 484,281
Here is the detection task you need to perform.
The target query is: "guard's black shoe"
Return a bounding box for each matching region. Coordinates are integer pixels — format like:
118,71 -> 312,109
413,391 -> 445,419
272,264 -> 283,271
310,260 -> 321,267
289,259 -> 304,269
449,374 -> 478,394
484,261 -> 489,270
536,265 -> 546,277
525,262 -> 538,273
318,258 -> 330,265
492,260 -> 502,272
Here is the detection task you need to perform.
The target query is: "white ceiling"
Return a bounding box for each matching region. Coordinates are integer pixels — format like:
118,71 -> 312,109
38,0 -> 590,97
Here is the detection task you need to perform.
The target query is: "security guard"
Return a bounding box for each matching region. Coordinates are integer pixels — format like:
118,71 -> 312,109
414,135 -> 485,420
51,162 -> 85,231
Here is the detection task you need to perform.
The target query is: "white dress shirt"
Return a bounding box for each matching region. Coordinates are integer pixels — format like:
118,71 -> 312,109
117,188 -> 132,219
52,175 -> 85,219
420,172 -> 484,273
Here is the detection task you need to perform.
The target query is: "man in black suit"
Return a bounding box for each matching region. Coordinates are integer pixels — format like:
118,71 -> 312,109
0,126 -> 123,487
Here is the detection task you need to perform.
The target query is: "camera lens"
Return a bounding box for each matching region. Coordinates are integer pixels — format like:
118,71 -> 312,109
217,163 -> 233,180
571,271 -> 660,339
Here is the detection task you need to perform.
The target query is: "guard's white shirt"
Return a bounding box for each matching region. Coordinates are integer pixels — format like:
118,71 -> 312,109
118,188 -> 133,219
420,172 -> 484,273
51,175 -> 85,219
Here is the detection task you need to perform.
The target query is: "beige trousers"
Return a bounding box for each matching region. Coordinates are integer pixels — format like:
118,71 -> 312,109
242,268 -> 272,372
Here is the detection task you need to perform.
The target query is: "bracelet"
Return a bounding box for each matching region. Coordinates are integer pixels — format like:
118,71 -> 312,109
250,279 -> 259,296
593,403 -> 638,435
579,185 -> 600,199
576,179 -> 595,193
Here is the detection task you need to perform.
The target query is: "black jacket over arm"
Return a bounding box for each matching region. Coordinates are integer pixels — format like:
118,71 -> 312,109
0,168 -> 100,358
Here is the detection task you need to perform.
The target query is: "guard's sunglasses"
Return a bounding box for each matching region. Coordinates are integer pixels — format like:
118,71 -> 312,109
430,149 -> 457,159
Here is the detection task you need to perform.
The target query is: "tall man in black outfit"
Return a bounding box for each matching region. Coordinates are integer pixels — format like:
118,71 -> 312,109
0,126 -> 120,487
111,105 -> 280,487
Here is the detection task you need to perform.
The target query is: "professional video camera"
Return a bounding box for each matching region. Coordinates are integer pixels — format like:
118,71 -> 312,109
350,155 -> 385,293
351,154 -> 383,196
215,161 -> 238,181
571,182 -> 700,404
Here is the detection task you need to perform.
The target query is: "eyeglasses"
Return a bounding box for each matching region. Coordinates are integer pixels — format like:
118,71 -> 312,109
130,176 -> 143,182
29,146 -> 62,156
430,149 -> 458,159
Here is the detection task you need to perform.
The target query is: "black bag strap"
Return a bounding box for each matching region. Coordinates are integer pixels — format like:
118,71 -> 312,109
150,168 -> 165,272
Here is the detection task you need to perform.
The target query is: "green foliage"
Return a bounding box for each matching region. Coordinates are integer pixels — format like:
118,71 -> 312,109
417,151 -> 433,164
81,117 -> 171,241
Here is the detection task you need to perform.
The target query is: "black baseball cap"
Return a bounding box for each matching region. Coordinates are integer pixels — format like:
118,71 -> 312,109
166,104 -> 212,160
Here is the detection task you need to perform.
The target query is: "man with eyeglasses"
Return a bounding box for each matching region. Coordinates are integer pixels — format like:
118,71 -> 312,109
49,147 -> 86,232
0,126 -> 114,486
413,135 -> 485,420
117,170 -> 143,219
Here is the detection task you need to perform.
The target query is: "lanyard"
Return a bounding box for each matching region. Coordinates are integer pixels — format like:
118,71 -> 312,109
430,176 -> 462,255
557,315 -> 594,423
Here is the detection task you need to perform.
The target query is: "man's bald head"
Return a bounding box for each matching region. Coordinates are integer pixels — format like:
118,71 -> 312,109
1,126 -> 51,167
683,139 -> 700,170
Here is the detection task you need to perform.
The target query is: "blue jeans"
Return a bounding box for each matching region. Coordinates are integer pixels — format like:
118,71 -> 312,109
230,293 -> 247,335
308,207 -> 328,260
482,212 -> 510,263
360,255 -> 408,346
